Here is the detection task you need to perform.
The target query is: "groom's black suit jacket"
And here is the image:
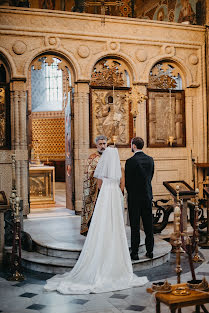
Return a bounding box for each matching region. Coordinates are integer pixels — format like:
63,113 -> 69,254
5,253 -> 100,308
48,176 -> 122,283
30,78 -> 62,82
125,151 -> 154,208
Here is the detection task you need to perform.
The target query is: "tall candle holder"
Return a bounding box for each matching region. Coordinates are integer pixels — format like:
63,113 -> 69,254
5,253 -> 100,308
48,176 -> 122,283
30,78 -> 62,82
32,140 -> 41,165
7,155 -> 24,282
167,89 -> 175,146
170,186 -> 182,283
170,187 -> 207,296
192,189 -> 204,263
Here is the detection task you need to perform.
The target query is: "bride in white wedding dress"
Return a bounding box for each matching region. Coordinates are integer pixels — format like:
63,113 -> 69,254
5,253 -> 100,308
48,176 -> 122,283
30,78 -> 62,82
44,147 -> 148,294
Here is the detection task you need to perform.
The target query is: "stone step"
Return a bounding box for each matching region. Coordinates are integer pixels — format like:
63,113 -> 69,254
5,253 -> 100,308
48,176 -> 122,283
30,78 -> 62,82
18,215 -> 171,274
33,237 -> 146,259
4,238 -> 171,274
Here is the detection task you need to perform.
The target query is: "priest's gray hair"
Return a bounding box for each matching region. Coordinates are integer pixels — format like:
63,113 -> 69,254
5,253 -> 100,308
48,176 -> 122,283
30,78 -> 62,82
95,135 -> 107,144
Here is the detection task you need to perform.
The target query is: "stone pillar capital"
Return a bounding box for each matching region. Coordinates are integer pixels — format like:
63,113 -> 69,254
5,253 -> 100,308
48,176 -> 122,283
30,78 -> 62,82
10,79 -> 26,91
74,80 -> 90,93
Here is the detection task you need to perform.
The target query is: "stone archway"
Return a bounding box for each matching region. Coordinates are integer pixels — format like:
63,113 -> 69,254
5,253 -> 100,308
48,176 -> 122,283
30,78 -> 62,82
27,53 -> 75,211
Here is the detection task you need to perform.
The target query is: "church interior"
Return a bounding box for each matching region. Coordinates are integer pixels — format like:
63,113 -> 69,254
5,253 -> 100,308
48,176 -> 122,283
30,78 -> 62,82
1,0 -> 209,312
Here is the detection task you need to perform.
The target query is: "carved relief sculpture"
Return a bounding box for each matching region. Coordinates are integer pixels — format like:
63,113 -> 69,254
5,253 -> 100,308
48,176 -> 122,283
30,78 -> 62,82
91,89 -> 130,145
147,62 -> 185,147
90,58 -> 132,146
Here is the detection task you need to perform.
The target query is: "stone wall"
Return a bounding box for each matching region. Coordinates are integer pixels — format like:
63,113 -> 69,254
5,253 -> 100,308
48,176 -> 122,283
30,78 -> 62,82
0,6 -> 206,213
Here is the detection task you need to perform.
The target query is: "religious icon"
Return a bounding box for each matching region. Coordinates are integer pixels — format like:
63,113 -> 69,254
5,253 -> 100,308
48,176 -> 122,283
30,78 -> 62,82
39,0 -> 55,10
0,191 -> 7,205
91,89 -> 129,146
178,0 -> 196,24
157,8 -> 165,21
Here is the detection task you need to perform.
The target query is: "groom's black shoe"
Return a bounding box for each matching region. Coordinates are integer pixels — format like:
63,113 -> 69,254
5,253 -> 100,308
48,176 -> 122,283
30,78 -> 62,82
145,252 -> 153,259
130,253 -> 139,261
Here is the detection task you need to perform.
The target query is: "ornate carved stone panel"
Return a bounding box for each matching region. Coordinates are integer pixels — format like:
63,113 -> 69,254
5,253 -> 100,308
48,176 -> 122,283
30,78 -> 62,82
147,61 -> 185,148
90,88 -> 132,146
148,62 -> 182,90
90,57 -> 132,146
147,90 -> 185,147
91,58 -> 130,87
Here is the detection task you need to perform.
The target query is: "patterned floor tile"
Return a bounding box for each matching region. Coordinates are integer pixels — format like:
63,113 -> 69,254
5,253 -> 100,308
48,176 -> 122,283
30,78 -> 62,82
124,305 -> 146,311
26,304 -> 46,310
110,294 -> 128,299
70,299 -> 89,305
20,292 -> 37,298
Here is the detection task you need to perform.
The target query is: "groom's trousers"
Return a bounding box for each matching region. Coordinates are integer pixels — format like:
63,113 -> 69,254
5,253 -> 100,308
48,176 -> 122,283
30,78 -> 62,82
128,200 -> 154,255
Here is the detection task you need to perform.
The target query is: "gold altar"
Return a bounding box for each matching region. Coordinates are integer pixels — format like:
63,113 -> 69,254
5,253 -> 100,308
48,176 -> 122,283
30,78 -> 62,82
29,165 -> 55,208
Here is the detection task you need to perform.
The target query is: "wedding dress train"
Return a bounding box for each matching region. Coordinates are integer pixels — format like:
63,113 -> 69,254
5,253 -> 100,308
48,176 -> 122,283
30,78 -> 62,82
44,147 -> 148,294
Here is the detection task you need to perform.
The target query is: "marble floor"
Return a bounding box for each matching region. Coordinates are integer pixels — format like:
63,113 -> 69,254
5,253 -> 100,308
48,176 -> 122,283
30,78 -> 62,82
2,185 -> 209,313
1,247 -> 209,313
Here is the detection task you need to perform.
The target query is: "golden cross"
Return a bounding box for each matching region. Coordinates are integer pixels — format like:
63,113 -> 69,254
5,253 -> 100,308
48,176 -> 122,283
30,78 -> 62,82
85,0 -> 122,19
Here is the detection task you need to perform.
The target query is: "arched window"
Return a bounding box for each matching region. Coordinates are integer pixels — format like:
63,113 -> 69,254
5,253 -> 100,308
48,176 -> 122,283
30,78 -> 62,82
90,57 -> 133,147
0,60 -> 10,149
29,55 -> 72,162
147,61 -> 185,147
31,56 -> 71,112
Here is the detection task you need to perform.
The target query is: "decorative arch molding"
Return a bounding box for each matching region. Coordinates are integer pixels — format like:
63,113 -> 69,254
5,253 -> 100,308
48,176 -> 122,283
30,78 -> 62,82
142,55 -> 195,89
24,47 -> 80,83
0,48 -> 16,79
87,51 -> 138,83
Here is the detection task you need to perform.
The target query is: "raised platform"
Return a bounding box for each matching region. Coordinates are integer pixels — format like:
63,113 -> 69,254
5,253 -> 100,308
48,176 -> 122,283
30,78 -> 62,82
5,214 -> 171,274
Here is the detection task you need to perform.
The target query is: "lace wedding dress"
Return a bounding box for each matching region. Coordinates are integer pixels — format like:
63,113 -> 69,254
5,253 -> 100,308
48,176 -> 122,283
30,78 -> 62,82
44,147 -> 148,294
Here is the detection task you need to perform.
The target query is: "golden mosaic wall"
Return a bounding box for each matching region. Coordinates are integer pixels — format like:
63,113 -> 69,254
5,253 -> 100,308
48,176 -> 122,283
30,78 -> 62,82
32,118 -> 65,161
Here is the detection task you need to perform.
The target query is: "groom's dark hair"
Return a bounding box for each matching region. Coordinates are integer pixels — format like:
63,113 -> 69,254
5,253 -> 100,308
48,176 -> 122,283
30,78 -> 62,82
132,137 -> 144,150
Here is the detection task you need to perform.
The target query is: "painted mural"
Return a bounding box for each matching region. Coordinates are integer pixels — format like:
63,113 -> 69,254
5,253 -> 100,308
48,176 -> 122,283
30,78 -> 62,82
135,0 -> 199,24
11,0 -> 203,25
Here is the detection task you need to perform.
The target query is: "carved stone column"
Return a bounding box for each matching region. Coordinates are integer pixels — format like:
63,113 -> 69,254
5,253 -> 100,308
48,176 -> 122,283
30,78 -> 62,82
73,81 -> 90,213
10,80 -> 29,216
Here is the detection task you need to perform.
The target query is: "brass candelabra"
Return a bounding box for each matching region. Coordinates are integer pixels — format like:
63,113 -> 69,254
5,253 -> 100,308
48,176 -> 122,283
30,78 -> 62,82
171,186 -> 204,285
192,189 -> 203,263
7,154 -> 24,281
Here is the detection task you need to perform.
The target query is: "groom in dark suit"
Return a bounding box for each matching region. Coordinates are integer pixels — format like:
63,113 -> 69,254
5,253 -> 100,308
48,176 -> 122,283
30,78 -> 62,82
125,137 -> 154,260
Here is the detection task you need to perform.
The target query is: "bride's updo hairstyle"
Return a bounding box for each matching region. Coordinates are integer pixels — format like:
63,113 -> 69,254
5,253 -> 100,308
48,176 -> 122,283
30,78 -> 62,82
94,146 -> 121,181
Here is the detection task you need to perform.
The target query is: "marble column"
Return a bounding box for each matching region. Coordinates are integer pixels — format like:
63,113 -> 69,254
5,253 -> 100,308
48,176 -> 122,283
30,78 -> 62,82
73,81 -> 90,213
10,81 -> 29,217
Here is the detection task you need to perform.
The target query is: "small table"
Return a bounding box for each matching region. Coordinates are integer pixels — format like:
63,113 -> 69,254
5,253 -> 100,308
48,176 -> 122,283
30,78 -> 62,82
147,283 -> 209,313
29,165 -> 55,208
